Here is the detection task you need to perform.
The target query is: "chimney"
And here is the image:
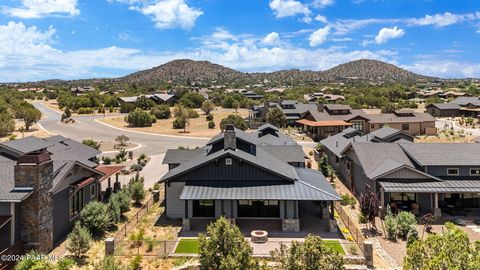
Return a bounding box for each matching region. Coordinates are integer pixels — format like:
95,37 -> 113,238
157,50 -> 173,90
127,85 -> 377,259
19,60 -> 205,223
14,150 -> 54,253
224,124 -> 236,150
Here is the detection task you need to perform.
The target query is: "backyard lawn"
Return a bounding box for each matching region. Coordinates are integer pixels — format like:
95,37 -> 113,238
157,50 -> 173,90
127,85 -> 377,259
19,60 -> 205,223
175,239 -> 200,254
173,238 -> 344,255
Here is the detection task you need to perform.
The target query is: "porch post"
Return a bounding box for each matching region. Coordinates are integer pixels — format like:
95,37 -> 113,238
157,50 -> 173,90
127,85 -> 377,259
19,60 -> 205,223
380,187 -> 385,207
330,201 -> 334,219
433,193 -> 441,220
182,200 -> 190,231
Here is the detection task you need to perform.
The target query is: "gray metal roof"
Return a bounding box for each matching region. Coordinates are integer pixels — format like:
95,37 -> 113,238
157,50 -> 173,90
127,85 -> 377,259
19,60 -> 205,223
1,136 -> 53,154
427,103 -> 461,110
380,180 -> 480,193
259,145 -> 305,163
369,127 -> 401,140
258,124 -> 279,131
400,143 -> 480,166
450,97 -> 480,106
324,104 -> 352,111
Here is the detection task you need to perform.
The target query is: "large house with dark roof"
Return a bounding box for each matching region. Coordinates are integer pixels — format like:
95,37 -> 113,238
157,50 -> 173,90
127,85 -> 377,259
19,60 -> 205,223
426,96 -> 480,118
0,136 -> 123,254
321,130 -> 480,219
251,101 -> 436,140
160,124 -> 340,232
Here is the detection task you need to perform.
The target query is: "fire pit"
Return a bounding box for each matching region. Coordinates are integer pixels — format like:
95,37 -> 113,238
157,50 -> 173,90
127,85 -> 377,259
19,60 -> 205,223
250,230 -> 268,243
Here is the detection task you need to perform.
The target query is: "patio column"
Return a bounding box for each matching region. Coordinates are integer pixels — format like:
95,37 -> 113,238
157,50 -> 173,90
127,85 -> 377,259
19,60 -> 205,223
433,193 -> 441,220
182,200 -> 190,231
380,187 -> 385,207
330,201 -> 334,219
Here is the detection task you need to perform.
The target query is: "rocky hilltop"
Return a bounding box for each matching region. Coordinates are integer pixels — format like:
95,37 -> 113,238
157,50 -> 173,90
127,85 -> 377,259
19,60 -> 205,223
118,58 -> 433,84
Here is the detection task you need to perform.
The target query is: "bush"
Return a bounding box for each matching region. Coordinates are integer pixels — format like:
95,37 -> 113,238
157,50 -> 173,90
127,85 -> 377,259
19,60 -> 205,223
150,104 -> 171,119
129,228 -> 145,247
172,117 -> 187,129
397,211 -> 417,238
384,206 -> 397,240
129,176 -> 145,204
130,255 -> 142,270
208,120 -> 215,129
14,250 -> 53,270
201,100 -> 215,114
125,109 -> 156,127
102,156 -> 112,165
406,227 -> 419,246
66,223 -> 92,258
120,103 -> 135,113
77,107 -> 94,114
220,114 -> 247,131
358,213 -> 368,224
108,197 -> 122,223
0,112 -> 15,136
56,258 -> 75,270
153,183 -> 161,190
180,92 -> 205,108
79,201 -> 112,235
340,194 -> 355,206
206,114 -> 214,121
82,139 -> 101,150
187,108 -> 200,118
98,256 -> 120,270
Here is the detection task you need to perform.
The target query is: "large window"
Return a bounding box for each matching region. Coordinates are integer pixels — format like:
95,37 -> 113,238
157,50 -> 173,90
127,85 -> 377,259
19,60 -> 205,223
351,121 -> 364,131
402,124 -> 409,131
447,168 -> 459,175
237,200 -> 280,218
70,188 -> 84,218
470,169 -> 480,176
390,193 -> 416,202
193,200 -> 215,217
90,184 -> 96,199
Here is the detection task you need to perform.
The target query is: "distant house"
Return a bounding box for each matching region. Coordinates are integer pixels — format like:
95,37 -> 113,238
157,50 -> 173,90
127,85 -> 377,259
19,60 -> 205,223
118,93 -> 177,105
427,97 -> 480,118
71,86 -> 95,95
250,100 -> 318,126
0,136 -> 123,254
304,93 -> 345,102
242,90 -> 264,100
160,124 -> 340,232
322,133 -> 480,219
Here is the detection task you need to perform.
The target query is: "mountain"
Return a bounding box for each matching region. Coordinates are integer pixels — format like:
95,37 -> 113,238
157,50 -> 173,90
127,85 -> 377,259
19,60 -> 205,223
320,59 -> 430,82
117,58 -> 434,85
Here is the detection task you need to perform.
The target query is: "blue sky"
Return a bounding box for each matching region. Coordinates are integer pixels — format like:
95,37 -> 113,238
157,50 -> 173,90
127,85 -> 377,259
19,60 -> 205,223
0,0 -> 479,82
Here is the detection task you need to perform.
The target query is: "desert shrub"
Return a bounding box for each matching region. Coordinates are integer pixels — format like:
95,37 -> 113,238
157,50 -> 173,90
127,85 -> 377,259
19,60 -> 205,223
340,194 -> 355,207
384,207 -> 397,240
150,104 -> 171,119
187,109 -> 200,118
358,213 -> 368,224
172,117 -> 187,129
208,120 -> 215,129
129,176 -> 145,204
77,107 -> 94,114
153,183 -> 160,190
206,114 -> 214,121
406,227 -> 419,246
66,223 -> 92,258
79,201 -> 112,235
220,114 -> 247,131
98,256 -> 120,270
56,258 -> 75,270
130,255 -> 142,270
397,211 -> 417,238
120,103 -> 135,113
125,109 -> 156,127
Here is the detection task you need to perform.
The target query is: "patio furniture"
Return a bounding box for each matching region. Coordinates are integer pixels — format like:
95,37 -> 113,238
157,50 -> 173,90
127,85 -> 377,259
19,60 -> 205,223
251,230 -> 268,243
411,203 -> 420,215
474,219 -> 480,225
453,218 -> 466,226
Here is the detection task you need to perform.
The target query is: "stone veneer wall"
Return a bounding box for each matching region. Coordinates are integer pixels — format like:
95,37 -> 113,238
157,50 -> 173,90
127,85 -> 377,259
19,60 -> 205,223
14,158 -> 54,253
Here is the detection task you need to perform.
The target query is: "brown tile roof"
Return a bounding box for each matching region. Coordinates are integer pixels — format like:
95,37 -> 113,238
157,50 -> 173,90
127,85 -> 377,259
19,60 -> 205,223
96,165 -> 125,181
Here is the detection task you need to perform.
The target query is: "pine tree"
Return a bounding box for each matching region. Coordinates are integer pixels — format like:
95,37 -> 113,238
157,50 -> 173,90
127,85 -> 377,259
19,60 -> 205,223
66,223 -> 92,258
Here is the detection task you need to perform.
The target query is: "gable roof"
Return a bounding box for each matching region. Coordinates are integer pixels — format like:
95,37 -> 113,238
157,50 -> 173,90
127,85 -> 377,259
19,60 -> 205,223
0,137 -> 53,154
427,103 -> 461,110
400,143 -> 480,166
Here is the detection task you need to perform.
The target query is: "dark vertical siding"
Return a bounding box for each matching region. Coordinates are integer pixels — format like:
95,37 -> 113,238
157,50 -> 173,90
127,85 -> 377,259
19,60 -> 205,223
53,188 -> 71,243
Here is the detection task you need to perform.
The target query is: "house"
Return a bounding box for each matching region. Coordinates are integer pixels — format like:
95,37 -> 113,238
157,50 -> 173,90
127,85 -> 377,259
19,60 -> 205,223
0,136 -> 122,254
304,93 -> 345,102
242,90 -> 264,100
70,86 -> 95,95
160,124 -> 340,232
118,93 -> 177,105
250,100 -> 318,126
426,97 -> 480,118
323,136 -> 480,219
299,105 -> 435,140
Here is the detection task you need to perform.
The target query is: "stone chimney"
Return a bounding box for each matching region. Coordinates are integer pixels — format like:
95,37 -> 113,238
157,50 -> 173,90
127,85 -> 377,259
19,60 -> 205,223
224,124 -> 236,150
14,150 -> 54,253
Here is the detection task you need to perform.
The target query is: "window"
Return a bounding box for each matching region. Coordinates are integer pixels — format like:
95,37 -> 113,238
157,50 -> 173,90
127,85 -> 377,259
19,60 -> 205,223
352,121 -> 364,131
335,156 -> 339,164
90,184 -> 96,199
390,193 -> 416,202
346,161 -> 351,171
69,188 -> 84,218
371,124 -> 375,129
470,169 -> 480,176
447,168 -> 459,175
402,124 -> 409,131
225,158 -> 232,165
237,200 -> 280,217
193,200 -> 215,217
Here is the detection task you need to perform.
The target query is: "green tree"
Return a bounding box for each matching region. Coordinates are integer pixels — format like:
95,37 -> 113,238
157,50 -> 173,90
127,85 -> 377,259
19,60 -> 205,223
404,222 -> 480,270
220,114 -> 247,131
82,139 -> 101,149
199,217 -> 256,270
21,106 -> 41,131
66,223 -> 92,259
97,256 -> 121,270
359,185 -> 379,227
201,100 -> 215,115
79,201 -> 112,235
150,104 -> 171,119
270,235 -> 345,270
318,155 -> 333,180
172,104 -> 190,132
64,107 -> 72,118
135,95 -> 155,110
180,92 -> 205,108
266,107 -> 286,128
128,175 -> 145,205
0,112 -> 15,136
125,109 -> 156,127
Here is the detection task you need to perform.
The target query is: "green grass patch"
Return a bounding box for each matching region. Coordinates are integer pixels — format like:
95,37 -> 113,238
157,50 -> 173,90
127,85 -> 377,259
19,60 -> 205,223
175,239 -> 200,254
323,240 -> 345,255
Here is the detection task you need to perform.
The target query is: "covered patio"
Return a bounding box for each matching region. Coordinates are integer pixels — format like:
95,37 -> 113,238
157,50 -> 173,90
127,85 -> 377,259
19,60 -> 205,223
296,119 -> 352,141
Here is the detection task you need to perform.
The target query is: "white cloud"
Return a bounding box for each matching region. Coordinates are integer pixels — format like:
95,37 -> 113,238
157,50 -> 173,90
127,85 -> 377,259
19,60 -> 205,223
263,32 -> 280,44
313,0 -> 334,8
269,0 -> 310,18
131,0 -> 203,30
1,0 -> 79,18
309,26 -> 330,46
315,15 -> 328,23
403,60 -> 480,78
407,11 -> 480,27
374,26 -> 404,44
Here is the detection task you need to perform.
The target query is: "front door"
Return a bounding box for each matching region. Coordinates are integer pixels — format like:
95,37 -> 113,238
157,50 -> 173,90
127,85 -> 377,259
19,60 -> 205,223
193,200 -> 215,217
237,200 -> 280,218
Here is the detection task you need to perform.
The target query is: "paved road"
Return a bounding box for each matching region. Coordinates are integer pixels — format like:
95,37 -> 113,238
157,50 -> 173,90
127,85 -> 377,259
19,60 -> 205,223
436,119 -> 480,137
